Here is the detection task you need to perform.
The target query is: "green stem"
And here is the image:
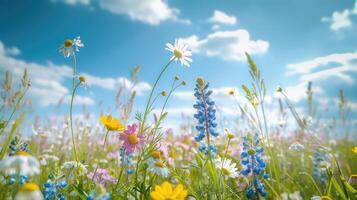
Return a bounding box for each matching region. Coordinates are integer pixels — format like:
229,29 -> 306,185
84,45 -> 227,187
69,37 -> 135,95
0,86 -> 29,136
139,59 -> 174,134
70,82 -> 80,162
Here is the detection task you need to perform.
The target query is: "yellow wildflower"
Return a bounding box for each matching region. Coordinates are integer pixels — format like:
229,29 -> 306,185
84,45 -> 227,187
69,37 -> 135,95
150,181 -> 188,200
100,115 -> 125,132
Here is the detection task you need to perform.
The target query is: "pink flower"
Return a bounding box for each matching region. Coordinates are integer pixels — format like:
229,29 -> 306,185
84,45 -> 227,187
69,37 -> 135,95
119,124 -> 144,154
87,168 -> 117,187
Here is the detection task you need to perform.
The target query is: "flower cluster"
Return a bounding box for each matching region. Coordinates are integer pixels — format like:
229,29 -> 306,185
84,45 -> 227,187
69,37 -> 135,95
87,185 -> 110,200
9,174 -> 28,185
198,143 -> 217,157
240,133 -> 268,199
147,150 -> 170,178
119,147 -> 135,175
9,136 -> 29,156
313,147 -> 329,185
193,77 -> 219,142
43,176 -> 67,200
87,168 -> 117,187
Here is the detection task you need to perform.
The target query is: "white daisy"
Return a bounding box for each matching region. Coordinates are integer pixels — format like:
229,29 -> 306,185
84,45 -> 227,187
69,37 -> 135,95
214,157 -> 239,178
59,36 -> 84,57
148,158 -> 170,178
166,39 -> 192,67
15,182 -> 44,200
0,151 -> 40,176
289,142 -> 304,151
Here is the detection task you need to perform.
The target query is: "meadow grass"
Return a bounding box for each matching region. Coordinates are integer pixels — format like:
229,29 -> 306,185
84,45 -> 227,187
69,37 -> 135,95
0,38 -> 356,200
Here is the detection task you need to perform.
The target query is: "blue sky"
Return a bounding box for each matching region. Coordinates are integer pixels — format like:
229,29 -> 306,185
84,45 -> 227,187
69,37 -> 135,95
0,0 -> 357,132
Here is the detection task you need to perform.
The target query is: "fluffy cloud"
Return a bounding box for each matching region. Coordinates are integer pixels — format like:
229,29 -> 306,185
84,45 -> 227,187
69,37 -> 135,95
84,74 -> 151,95
208,10 -> 237,25
287,52 -> 357,84
98,0 -> 190,25
278,82 -> 324,102
321,1 -> 357,31
51,0 -> 90,6
180,29 -> 269,61
0,41 -> 150,107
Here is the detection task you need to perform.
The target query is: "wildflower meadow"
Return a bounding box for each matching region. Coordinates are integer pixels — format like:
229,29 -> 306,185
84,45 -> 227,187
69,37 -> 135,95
0,36 -> 356,200
0,2 -> 357,200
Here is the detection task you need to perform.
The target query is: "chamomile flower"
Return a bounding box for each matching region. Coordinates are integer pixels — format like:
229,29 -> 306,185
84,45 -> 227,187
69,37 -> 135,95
166,39 -> 192,67
0,151 -> 40,176
148,160 -> 170,178
59,36 -> 84,57
214,157 -> 239,178
15,182 -> 44,200
150,181 -> 188,200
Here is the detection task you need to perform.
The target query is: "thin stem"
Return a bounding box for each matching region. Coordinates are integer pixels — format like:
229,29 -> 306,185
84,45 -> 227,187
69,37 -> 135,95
92,130 -> 110,183
0,86 -> 29,136
134,59 -> 174,188
69,82 -> 80,162
139,59 -> 174,134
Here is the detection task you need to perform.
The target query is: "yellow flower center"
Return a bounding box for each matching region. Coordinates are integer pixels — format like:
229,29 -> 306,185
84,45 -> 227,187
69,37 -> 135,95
151,151 -> 161,159
222,168 -> 231,176
16,151 -> 29,156
128,134 -> 138,145
21,183 -> 40,192
173,49 -> 183,59
155,161 -> 165,168
79,75 -> 86,83
64,39 -> 73,47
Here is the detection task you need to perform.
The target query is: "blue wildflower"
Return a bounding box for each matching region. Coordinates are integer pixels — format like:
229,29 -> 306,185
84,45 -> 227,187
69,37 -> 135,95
43,175 -> 67,200
193,77 -> 219,143
198,143 -> 217,157
9,136 -> 29,156
240,133 -> 268,199
9,174 -> 28,185
87,185 -> 110,200
119,147 -> 135,175
313,147 -> 329,185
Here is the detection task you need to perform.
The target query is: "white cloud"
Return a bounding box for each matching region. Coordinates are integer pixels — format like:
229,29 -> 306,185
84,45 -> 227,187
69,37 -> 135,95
180,29 -> 269,61
0,41 -> 150,107
84,74 -> 151,95
277,82 -> 324,102
98,0 -> 190,25
322,10 -> 351,31
51,0 -> 90,6
208,10 -> 237,25
322,1 -> 357,31
287,52 -> 357,84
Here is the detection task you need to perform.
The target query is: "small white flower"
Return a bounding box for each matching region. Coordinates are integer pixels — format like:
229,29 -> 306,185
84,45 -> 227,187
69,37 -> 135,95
289,142 -> 304,151
39,154 -> 59,166
148,158 -> 169,178
214,157 -> 239,178
15,183 -> 44,200
166,39 -> 192,67
59,36 -> 84,57
62,161 -> 88,175
0,151 -> 40,176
